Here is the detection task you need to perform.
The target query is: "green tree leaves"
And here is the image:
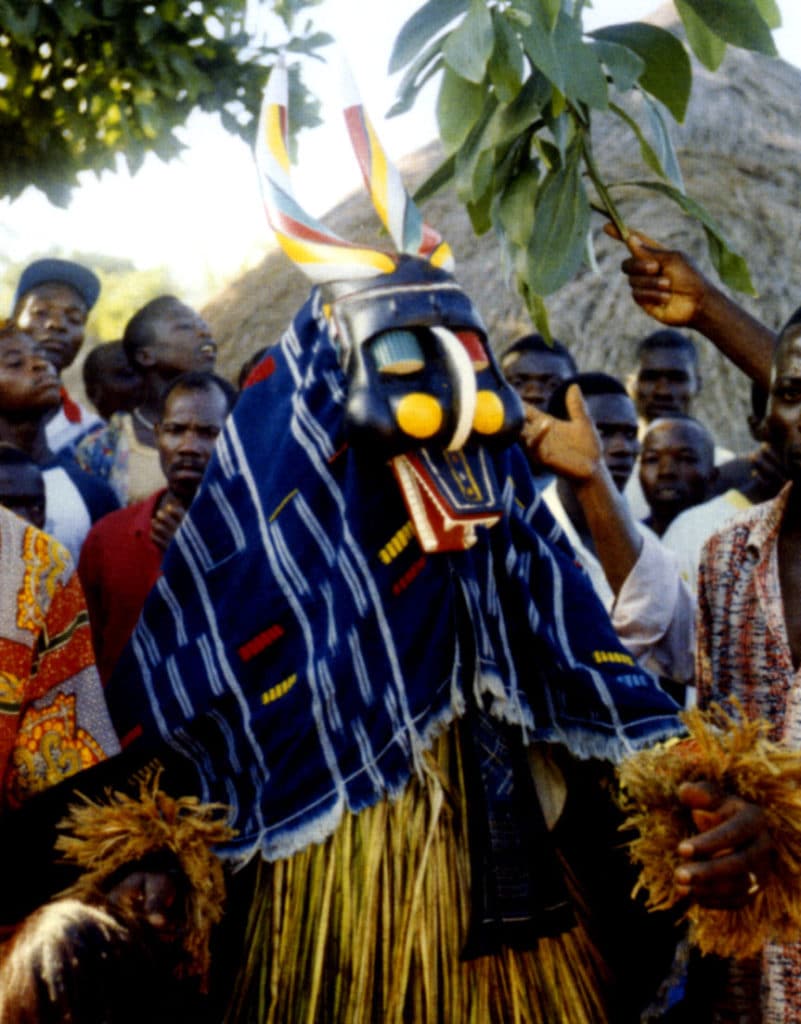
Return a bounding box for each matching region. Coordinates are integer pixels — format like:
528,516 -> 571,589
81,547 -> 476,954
388,0 -> 468,74
436,66 -> 485,152
442,0 -> 493,83
681,0 -> 777,54
0,0 -> 330,206
590,23 -> 691,121
392,0 -> 778,332
675,1 -> 727,70
527,144 -> 590,296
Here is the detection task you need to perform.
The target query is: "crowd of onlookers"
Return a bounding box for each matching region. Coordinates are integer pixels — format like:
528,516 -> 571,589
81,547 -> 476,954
0,261 -> 242,675
502,319 -> 788,702
1,231 -> 800,1022
0,248 -> 787,741
0,253 -> 771,711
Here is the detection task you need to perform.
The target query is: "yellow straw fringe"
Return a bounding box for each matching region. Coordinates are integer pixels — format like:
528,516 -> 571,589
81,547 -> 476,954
55,769 -> 234,985
226,730 -> 610,1024
618,702 -> 801,960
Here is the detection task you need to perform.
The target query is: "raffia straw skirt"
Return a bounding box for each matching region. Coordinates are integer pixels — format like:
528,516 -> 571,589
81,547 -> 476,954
225,728 -> 610,1024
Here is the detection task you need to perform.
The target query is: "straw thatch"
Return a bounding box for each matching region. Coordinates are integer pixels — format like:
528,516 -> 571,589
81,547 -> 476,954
203,3 -> 801,453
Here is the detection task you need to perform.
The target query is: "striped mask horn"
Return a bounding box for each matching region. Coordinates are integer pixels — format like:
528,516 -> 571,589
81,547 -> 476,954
339,61 -> 454,272
255,60 -> 394,281
254,59 -> 453,281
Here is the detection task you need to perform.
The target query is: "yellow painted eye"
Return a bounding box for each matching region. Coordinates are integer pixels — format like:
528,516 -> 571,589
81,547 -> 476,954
396,393 -> 443,438
473,391 -> 505,435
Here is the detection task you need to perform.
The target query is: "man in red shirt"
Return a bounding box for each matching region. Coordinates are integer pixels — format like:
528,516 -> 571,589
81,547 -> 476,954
78,371 -> 235,684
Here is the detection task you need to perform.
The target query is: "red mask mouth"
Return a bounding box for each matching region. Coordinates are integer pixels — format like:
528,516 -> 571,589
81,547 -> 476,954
390,448 -> 503,552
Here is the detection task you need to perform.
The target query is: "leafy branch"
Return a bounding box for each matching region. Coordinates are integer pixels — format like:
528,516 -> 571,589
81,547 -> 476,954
389,0 -> 780,334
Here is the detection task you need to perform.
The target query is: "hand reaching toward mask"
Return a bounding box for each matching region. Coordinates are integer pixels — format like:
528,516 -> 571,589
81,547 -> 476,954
521,383 -> 603,484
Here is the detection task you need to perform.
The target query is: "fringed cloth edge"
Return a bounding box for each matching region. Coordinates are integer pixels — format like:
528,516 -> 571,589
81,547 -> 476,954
224,727 -> 612,1024
618,702 -> 801,960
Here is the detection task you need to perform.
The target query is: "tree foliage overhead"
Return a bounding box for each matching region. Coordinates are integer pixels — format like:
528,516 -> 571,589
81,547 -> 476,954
0,0 -> 330,206
389,0 -> 781,331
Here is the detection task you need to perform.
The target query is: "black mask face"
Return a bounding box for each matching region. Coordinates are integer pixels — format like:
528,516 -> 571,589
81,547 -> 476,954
323,257 -> 523,460
321,257 -> 524,552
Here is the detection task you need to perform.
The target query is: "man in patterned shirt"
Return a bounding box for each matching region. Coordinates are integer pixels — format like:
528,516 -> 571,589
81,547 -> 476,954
673,307 -> 801,1022
608,224 -> 801,1021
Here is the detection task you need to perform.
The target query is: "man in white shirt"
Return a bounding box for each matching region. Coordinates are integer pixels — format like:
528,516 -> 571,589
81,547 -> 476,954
524,372 -> 694,692
639,415 -> 718,537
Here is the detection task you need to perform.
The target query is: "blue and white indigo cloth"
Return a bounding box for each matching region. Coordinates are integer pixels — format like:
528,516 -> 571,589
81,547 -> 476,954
108,291 -> 681,861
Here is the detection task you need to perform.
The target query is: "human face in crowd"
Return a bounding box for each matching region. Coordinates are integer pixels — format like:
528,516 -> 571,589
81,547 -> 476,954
583,392 -> 640,492
0,462 -> 46,529
503,350 -> 575,412
639,418 -> 715,523
15,283 -> 88,373
766,325 -> 801,487
0,331 -> 62,417
633,346 -> 700,422
86,342 -> 143,420
149,301 -> 217,376
156,385 -> 228,506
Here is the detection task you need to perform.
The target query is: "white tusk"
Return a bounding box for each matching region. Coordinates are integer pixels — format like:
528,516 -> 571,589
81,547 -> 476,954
431,326 -> 477,451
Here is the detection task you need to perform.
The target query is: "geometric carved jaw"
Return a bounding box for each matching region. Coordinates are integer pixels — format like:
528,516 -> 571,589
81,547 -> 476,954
390,447 -> 505,553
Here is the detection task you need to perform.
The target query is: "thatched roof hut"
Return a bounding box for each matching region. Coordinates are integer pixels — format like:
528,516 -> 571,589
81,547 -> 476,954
203,2 -> 801,453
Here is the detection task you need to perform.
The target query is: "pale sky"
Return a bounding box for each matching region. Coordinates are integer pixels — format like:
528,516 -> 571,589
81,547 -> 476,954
1,0 -> 799,302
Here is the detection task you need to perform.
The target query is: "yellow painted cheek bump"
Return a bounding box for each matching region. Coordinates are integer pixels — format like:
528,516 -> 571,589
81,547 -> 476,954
473,391 -> 505,435
396,393 -> 443,438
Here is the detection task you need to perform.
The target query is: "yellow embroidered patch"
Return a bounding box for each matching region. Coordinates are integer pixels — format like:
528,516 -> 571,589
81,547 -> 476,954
262,673 -> 298,705
9,692 -> 105,806
0,671 -> 23,713
592,650 -> 635,667
379,521 -> 415,565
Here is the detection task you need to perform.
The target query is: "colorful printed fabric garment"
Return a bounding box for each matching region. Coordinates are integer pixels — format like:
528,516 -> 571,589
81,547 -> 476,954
697,482 -> 801,1024
108,292 -> 681,862
0,508 -> 120,811
74,414 -> 127,506
76,413 -> 166,506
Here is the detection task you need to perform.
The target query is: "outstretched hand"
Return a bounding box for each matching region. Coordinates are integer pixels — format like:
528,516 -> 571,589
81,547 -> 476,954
521,383 -> 603,482
604,223 -> 709,327
673,779 -> 774,909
